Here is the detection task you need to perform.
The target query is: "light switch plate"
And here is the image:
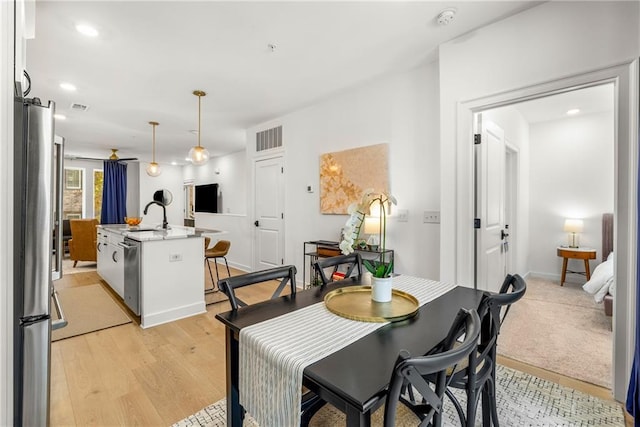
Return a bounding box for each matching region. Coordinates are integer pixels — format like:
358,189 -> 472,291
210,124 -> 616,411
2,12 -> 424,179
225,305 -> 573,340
397,209 -> 409,222
423,211 -> 440,224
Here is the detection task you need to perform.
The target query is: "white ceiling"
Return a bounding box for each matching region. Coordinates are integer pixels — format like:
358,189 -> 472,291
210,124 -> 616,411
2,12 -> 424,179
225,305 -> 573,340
26,1 -> 541,165
512,83 -> 614,124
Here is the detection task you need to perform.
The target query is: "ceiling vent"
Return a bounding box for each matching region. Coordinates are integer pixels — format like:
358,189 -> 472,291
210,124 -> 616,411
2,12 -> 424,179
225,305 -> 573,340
256,125 -> 282,152
70,102 -> 89,112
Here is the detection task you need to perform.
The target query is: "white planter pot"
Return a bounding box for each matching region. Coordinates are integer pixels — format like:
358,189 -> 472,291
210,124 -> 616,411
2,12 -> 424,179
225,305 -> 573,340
371,276 -> 393,302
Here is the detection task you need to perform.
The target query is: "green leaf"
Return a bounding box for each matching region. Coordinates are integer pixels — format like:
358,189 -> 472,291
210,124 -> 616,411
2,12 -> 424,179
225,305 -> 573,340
363,259 -> 376,275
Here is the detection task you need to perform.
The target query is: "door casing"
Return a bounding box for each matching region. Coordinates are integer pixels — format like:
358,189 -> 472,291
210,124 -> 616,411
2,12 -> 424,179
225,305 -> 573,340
454,60 -> 639,401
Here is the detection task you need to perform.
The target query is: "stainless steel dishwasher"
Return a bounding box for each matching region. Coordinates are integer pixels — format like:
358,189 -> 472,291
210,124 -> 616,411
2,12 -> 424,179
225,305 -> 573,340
119,237 -> 141,315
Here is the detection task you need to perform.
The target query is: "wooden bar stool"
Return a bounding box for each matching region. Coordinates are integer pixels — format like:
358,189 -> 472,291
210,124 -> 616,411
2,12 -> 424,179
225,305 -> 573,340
204,238 -> 231,293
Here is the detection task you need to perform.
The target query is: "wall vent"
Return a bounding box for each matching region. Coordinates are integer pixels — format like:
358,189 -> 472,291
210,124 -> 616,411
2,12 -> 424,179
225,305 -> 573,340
70,103 -> 89,112
256,125 -> 282,152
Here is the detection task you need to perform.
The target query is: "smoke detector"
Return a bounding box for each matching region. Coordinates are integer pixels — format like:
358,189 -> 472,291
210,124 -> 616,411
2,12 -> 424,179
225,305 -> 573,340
436,8 -> 457,26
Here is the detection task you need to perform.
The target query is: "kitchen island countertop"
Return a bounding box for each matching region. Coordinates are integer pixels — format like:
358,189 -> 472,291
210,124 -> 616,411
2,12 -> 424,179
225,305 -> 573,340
98,224 -> 224,242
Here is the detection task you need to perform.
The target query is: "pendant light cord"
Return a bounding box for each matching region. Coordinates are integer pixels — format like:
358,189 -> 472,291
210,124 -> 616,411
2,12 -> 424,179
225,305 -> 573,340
197,93 -> 202,148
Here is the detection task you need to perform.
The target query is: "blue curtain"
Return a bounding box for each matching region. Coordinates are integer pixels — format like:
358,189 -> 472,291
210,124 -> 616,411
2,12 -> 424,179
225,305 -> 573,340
100,160 -> 127,224
626,138 -> 640,422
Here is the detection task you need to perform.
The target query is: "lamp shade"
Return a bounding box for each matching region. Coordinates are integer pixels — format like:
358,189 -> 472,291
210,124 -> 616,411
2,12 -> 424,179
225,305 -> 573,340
563,219 -> 584,233
364,216 -> 380,234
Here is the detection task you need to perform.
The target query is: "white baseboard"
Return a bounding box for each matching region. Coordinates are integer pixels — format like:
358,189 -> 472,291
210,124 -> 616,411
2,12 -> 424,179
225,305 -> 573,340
528,270 -> 587,285
141,302 -> 206,329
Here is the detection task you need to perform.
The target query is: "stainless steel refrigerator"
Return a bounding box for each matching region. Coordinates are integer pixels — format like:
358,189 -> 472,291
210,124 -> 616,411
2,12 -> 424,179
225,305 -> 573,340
13,82 -> 67,426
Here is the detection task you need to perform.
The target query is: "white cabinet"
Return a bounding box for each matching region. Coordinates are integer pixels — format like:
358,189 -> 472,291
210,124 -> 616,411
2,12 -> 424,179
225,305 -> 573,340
97,230 -> 109,280
96,229 -> 125,298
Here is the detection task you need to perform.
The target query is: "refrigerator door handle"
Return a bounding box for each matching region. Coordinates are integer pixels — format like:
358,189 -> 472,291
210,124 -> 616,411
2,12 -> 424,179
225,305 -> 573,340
52,136 -> 64,281
51,287 -> 67,330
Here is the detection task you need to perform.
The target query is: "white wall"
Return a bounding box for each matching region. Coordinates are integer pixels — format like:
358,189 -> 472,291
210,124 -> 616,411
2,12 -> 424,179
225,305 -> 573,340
439,0 -> 639,285
482,107 -> 530,277
184,151 -> 251,271
1,0 -> 17,422
529,112 -> 614,280
138,164 -> 184,227
248,62 -> 441,285
438,1 -> 639,401
184,150 -> 247,214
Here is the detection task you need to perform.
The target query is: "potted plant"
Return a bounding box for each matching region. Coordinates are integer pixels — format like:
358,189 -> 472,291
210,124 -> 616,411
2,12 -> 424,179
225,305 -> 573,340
339,189 -> 396,302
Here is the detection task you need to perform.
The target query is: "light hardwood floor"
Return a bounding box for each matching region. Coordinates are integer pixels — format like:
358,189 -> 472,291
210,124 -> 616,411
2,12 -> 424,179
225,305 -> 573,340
51,264 -> 632,426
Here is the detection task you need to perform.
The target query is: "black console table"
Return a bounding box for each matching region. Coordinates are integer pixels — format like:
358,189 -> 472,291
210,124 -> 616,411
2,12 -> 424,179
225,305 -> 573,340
303,240 -> 394,288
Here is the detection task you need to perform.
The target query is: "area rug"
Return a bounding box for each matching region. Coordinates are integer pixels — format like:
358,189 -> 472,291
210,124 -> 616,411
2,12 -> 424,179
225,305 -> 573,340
498,276 -> 612,388
172,365 -> 625,426
51,284 -> 131,341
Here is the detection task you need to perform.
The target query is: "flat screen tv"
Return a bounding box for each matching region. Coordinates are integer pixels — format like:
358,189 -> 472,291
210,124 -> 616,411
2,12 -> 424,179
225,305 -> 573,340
195,183 -> 218,213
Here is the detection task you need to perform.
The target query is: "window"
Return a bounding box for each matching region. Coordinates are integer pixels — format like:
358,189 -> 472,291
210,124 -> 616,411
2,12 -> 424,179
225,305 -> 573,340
63,167 -> 84,218
65,168 -> 83,190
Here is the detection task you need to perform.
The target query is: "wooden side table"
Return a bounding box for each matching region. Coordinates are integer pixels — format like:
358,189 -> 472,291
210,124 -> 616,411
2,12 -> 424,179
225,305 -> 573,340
556,247 -> 597,286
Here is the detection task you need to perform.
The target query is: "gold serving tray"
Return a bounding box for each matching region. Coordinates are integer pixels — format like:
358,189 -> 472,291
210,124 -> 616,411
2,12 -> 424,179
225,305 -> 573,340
324,286 -> 419,323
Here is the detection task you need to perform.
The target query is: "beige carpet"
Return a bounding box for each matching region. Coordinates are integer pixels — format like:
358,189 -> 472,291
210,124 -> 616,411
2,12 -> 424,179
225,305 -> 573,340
498,276 -> 612,388
51,284 -> 132,341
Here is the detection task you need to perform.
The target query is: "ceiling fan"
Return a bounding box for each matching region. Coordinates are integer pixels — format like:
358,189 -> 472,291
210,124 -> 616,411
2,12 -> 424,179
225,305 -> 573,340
66,148 -> 138,162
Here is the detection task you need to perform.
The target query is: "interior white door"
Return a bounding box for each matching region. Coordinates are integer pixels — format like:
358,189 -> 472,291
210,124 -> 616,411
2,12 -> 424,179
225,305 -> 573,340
475,116 -> 507,292
254,157 -> 284,270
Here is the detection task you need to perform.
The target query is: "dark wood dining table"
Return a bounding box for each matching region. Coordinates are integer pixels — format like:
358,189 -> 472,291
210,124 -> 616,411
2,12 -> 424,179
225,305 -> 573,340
215,278 -> 485,427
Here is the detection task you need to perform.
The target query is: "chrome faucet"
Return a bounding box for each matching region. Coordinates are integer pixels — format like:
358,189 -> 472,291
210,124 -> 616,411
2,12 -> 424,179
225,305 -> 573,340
143,200 -> 168,229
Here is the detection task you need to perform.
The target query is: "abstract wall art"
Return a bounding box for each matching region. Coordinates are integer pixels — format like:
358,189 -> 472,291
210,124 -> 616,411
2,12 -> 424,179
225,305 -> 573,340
319,143 -> 389,214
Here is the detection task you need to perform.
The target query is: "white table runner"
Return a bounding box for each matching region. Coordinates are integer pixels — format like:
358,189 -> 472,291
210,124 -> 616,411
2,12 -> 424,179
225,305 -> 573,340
239,276 -> 456,427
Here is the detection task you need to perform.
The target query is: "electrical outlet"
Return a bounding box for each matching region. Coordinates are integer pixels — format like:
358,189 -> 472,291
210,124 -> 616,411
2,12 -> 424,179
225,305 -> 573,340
397,209 -> 409,222
170,253 -> 182,262
423,211 -> 440,224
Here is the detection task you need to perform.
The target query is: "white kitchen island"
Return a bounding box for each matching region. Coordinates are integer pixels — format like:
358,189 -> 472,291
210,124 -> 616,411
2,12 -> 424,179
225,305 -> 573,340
97,224 -> 220,328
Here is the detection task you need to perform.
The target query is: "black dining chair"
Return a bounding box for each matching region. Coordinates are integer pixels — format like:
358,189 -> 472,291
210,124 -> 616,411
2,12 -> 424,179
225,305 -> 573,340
442,274 -> 527,427
303,308 -> 482,427
313,253 -> 363,286
217,265 -> 298,310
218,265 -> 323,421
384,308 -> 482,427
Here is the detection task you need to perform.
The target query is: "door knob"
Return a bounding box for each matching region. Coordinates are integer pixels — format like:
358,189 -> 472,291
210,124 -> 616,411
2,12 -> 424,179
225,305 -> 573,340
254,220 -> 260,227
501,229 -> 509,240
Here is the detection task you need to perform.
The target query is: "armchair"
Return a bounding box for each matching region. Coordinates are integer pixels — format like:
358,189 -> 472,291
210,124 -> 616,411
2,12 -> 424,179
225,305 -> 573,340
68,219 -> 98,267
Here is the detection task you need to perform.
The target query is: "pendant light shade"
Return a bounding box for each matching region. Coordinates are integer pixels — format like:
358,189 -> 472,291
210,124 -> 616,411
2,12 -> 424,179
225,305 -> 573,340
189,90 -> 209,166
146,121 -> 162,177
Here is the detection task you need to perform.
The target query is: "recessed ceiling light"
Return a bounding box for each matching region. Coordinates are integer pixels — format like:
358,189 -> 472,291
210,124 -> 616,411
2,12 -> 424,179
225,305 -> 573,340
54,114 -> 66,120
171,161 -> 177,166
185,157 -> 192,162
566,108 -> 580,115
75,24 -> 99,37
59,82 -> 76,91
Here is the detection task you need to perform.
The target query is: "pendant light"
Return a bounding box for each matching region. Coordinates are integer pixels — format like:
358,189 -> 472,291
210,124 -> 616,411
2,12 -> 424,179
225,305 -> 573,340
146,121 -> 162,177
188,90 -> 209,165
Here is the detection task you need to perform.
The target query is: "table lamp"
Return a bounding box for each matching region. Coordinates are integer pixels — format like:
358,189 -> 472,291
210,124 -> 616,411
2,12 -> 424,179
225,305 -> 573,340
563,219 -> 584,248
364,216 -> 380,250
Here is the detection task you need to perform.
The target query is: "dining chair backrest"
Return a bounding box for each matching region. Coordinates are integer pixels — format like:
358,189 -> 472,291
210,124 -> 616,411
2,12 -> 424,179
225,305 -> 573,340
444,273 -> 527,426
218,265 -> 297,310
493,273 -> 527,327
384,308 -> 482,427
313,253 -> 363,286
